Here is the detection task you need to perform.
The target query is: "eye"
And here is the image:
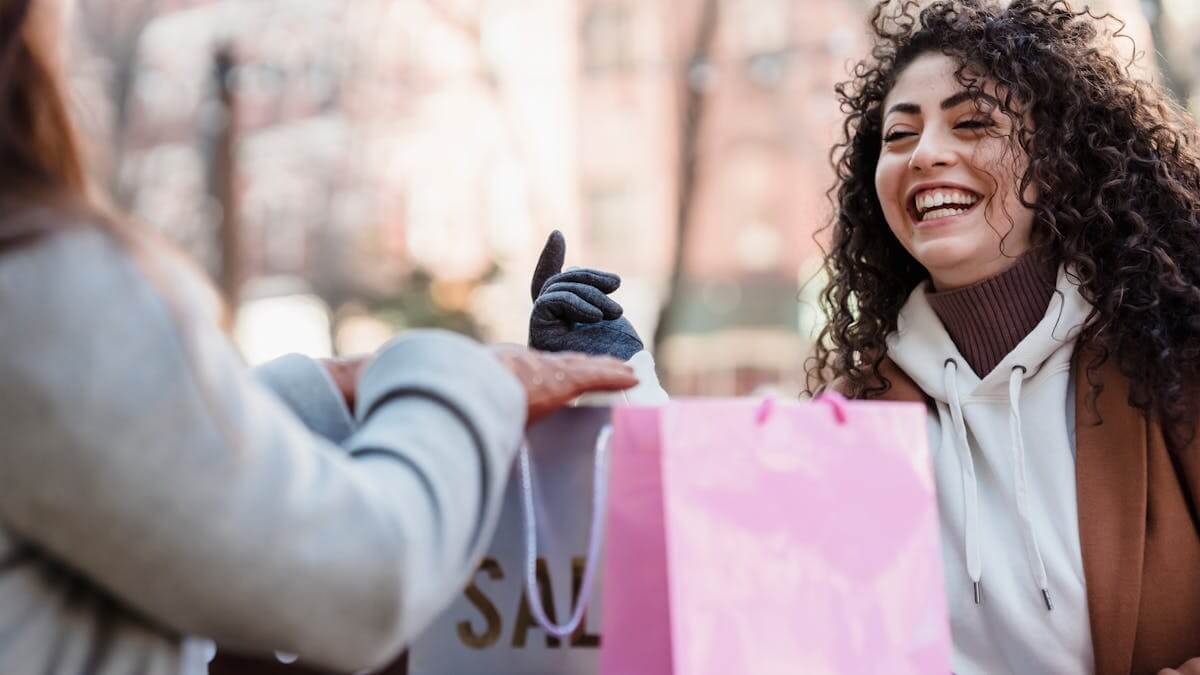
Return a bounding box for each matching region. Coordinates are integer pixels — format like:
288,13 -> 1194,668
882,130 -> 917,143
955,119 -> 994,131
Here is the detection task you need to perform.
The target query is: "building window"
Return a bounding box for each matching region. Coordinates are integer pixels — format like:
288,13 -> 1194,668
581,1 -> 633,76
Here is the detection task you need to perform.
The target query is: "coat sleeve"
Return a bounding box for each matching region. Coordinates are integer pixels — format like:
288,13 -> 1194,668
253,353 -> 358,444
0,230 -> 526,673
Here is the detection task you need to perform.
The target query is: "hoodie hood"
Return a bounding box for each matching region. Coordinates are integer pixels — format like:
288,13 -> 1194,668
887,265 -> 1092,400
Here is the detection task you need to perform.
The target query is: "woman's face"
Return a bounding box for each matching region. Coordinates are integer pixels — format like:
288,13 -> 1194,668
874,52 -> 1036,290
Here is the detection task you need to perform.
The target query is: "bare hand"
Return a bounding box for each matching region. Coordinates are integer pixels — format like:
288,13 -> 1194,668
320,356 -> 367,411
1160,658 -> 1200,675
489,345 -> 638,426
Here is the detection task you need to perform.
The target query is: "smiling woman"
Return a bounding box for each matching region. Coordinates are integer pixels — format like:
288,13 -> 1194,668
807,1 -> 1200,674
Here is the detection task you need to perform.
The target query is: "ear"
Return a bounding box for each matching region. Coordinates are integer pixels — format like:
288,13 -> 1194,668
531,230 -> 566,300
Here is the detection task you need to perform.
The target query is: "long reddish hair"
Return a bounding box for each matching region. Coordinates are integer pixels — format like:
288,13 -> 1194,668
0,0 -> 89,201
0,0 -> 229,327
0,0 -> 114,256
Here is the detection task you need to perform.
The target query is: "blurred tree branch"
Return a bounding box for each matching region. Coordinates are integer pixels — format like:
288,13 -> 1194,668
420,0 -> 559,252
1140,0 -> 1190,104
76,0 -> 160,208
1074,0 -> 1187,101
424,0 -> 483,42
209,45 -> 242,310
652,0 -> 721,356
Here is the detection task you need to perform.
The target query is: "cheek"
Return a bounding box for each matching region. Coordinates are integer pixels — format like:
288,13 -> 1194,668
874,156 -> 906,221
981,179 -> 1038,250
971,138 -> 1026,197
971,142 -> 1034,215
874,157 -> 916,256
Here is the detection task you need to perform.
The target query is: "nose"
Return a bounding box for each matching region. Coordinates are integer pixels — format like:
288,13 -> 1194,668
908,129 -> 958,172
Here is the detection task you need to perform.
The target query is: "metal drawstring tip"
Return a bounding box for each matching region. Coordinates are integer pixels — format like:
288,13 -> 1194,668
1042,589 -> 1054,611
973,581 -> 982,605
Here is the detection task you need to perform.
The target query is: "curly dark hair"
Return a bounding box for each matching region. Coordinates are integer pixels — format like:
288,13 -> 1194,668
806,0 -> 1200,444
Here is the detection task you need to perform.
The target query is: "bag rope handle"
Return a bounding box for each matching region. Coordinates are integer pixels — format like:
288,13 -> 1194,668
518,423 -> 612,638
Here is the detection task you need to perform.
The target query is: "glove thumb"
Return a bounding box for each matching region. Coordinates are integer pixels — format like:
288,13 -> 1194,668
531,229 -> 566,300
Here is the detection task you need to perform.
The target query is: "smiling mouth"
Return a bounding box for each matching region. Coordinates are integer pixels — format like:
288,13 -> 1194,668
908,188 -> 983,225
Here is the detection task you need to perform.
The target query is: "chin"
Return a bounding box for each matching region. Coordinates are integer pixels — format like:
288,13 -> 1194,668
910,240 -> 990,284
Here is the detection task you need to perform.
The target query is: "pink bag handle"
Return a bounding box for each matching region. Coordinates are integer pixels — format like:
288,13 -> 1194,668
756,392 -> 849,426
517,424 -> 612,638
815,390 -> 850,425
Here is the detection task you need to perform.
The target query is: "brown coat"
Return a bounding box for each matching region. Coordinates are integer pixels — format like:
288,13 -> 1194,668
849,349 -> 1200,674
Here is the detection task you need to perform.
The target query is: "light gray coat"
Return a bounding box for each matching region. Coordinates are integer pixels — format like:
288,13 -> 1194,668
0,227 -> 526,673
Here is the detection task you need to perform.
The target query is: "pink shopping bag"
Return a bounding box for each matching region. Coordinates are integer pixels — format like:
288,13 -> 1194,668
601,396 -> 951,675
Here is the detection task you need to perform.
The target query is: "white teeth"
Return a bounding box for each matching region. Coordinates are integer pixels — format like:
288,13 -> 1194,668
920,207 -> 968,222
914,189 -> 980,215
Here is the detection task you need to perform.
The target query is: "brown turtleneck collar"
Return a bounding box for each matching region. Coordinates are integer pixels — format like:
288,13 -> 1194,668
926,253 -> 1058,377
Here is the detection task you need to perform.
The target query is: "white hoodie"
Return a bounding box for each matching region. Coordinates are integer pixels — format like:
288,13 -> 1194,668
886,266 -> 1096,674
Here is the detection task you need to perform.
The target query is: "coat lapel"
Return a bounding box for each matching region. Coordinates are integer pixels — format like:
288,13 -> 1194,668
1073,352 -> 1148,675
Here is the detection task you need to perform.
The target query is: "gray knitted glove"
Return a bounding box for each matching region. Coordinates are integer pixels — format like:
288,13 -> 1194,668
528,230 -> 644,361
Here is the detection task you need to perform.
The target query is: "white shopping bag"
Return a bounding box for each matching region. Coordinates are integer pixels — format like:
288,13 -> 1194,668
407,406 -> 611,675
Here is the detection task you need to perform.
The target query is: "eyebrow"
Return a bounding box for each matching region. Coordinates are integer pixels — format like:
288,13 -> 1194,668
885,91 -> 1000,117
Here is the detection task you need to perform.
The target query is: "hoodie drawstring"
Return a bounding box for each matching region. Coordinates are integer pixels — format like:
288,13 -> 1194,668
1008,367 -> 1054,611
943,359 -> 1054,611
943,359 -> 983,604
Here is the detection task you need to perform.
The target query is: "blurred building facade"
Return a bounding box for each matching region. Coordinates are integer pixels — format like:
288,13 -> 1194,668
67,0 -> 1196,394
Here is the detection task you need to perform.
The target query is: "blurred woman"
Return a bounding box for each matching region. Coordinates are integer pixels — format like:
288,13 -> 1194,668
0,1 -> 636,673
